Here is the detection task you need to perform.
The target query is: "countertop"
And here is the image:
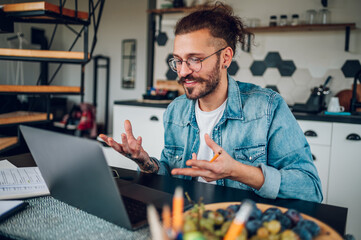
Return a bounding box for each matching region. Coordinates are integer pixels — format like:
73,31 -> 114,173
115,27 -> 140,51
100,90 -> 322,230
114,100 -> 361,124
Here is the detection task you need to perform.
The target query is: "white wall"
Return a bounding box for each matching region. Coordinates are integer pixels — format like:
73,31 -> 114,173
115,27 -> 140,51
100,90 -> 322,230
154,0 -> 361,105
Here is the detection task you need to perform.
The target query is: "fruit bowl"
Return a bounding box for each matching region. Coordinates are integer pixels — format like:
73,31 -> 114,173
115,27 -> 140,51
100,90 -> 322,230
184,202 -> 342,240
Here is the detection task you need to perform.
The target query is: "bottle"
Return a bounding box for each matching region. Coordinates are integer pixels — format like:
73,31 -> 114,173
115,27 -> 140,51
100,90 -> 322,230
306,9 -> 317,24
279,15 -> 288,26
318,9 -> 330,24
269,15 -> 277,27
291,14 -> 299,26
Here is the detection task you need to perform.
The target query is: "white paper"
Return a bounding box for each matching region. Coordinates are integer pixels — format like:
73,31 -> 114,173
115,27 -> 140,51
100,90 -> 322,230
0,160 -> 16,169
0,167 -> 50,200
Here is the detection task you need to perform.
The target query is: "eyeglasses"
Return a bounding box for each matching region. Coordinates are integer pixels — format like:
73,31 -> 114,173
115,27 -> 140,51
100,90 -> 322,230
168,47 -> 226,73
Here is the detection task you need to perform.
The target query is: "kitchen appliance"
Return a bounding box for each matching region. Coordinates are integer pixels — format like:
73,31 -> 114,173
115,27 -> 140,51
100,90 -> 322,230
292,76 -> 331,113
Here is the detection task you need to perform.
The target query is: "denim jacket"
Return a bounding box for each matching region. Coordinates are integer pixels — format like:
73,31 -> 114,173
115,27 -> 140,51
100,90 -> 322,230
155,75 -> 323,202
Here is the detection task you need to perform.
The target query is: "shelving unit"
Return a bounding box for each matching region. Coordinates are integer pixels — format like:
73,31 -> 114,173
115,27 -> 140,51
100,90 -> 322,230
0,0 -> 105,155
146,5 -> 356,87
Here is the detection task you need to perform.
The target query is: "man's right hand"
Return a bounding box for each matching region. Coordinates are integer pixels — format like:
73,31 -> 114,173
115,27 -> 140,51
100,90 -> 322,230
99,120 -> 158,173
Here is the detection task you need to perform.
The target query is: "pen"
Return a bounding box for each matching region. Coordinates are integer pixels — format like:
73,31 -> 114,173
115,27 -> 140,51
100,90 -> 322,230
172,187 -> 184,234
224,200 -> 253,240
210,150 -> 222,163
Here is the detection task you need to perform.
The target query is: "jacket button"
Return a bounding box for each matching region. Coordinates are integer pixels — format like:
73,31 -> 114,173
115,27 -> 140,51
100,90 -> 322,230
175,155 -> 179,159
249,156 -> 252,160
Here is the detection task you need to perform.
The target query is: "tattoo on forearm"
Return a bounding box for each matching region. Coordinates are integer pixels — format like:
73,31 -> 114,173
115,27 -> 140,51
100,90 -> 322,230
131,157 -> 159,173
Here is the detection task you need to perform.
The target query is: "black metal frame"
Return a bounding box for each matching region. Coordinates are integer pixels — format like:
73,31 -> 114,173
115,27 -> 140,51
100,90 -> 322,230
93,55 -> 110,134
146,0 -> 156,88
0,0 -> 105,64
0,0 -> 105,127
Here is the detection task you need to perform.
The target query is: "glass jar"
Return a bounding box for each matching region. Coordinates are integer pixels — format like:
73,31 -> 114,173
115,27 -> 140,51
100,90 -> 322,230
318,9 -> 330,24
269,15 -> 277,27
291,14 -> 299,26
306,9 -> 317,24
279,15 -> 288,26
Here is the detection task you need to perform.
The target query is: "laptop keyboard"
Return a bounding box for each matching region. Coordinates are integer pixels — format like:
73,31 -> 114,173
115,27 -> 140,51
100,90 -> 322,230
122,196 -> 148,224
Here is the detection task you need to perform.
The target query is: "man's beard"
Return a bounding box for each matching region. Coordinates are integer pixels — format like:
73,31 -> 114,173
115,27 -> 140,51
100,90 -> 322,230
177,57 -> 221,100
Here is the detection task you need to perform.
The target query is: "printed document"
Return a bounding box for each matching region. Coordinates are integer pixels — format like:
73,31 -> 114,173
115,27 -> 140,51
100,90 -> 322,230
0,167 -> 50,200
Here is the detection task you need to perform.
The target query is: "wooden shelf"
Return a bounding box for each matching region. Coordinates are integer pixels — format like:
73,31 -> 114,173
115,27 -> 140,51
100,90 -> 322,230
0,111 -> 53,126
2,1 -> 88,23
0,137 -> 18,151
147,6 -> 209,14
0,48 -> 89,63
247,23 -> 356,33
0,85 -> 81,94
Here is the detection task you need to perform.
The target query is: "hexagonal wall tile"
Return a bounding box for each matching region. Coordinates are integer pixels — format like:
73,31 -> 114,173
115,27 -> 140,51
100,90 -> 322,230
277,60 -> 296,77
250,61 -> 267,76
280,91 -> 295,106
264,52 -> 282,68
157,32 -> 168,46
265,85 -> 280,93
264,68 -> 281,85
235,69 -> 253,84
278,77 -> 296,97
166,68 -> 178,80
228,61 -> 239,76
165,54 -> 174,65
341,60 -> 361,78
236,52 -> 254,68
291,85 -> 310,103
251,76 -> 266,88
293,69 -> 312,86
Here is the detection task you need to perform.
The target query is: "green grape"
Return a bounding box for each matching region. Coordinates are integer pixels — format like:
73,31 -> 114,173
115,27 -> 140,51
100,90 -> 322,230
266,220 -> 281,234
183,231 -> 206,240
200,218 -> 214,233
280,229 -> 298,240
268,233 -> 281,240
219,221 -> 231,235
257,226 -> 269,238
184,219 -> 198,233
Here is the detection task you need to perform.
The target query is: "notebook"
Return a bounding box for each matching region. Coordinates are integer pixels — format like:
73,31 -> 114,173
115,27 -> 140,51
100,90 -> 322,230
19,125 -> 174,230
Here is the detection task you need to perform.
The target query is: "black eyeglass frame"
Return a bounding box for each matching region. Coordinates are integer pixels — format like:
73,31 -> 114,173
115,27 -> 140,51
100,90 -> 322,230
168,47 -> 227,73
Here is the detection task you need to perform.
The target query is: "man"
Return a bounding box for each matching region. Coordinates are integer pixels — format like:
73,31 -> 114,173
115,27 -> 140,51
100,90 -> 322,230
100,4 -> 323,202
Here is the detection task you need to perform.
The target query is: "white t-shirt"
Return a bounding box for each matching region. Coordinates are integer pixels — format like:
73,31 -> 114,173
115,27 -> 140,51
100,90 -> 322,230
195,99 -> 227,184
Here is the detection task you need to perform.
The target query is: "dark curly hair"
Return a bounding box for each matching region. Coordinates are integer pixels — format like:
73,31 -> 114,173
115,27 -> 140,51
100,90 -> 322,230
174,2 -> 253,54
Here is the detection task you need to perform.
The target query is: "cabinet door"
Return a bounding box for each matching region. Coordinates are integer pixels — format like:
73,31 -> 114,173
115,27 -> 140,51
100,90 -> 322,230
297,120 -> 332,146
328,123 -> 361,239
308,145 -> 330,203
113,105 -> 165,159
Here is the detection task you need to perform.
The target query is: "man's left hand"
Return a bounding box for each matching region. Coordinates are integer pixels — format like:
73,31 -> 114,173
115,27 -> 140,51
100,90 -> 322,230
171,134 -> 236,182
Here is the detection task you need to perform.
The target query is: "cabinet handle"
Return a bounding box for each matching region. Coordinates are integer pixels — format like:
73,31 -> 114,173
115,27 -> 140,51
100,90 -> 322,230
150,116 -> 159,121
312,154 -> 316,161
346,133 -> 361,141
304,130 -> 317,137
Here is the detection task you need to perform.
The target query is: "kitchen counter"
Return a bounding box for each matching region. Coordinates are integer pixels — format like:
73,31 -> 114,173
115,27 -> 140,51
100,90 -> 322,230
114,100 -> 361,124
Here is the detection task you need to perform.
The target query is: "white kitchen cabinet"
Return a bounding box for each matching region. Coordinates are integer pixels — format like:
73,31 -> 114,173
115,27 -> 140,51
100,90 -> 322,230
308,144 -> 331,202
297,120 -> 332,203
328,123 -> 361,239
113,104 -> 165,159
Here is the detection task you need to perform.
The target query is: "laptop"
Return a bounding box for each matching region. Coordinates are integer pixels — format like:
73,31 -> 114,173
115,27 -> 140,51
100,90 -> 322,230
20,125 -> 174,230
